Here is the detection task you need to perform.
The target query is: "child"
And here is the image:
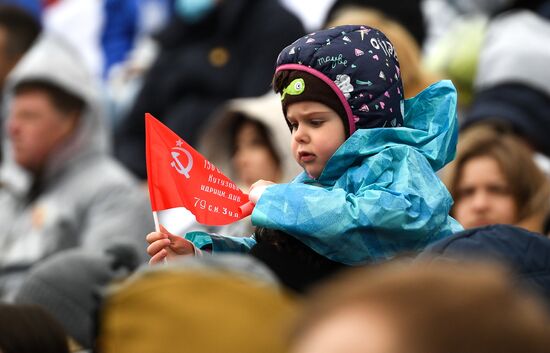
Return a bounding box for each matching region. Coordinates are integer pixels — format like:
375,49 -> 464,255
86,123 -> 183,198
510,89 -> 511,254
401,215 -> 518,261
146,25 -> 463,266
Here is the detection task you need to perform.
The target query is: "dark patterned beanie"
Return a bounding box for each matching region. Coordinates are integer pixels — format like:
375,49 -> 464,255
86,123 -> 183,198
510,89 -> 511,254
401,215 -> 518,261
278,70 -> 349,135
273,25 -> 404,136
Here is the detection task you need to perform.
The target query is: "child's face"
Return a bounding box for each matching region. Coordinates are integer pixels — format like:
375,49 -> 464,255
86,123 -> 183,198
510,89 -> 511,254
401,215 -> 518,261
287,101 -> 346,179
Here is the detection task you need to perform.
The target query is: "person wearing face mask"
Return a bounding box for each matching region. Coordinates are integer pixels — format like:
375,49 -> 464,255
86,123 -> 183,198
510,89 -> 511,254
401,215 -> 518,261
114,0 -> 305,180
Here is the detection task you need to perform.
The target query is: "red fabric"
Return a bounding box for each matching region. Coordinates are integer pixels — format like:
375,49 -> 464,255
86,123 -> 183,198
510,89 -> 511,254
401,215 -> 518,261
145,113 -> 253,225
42,0 -> 60,7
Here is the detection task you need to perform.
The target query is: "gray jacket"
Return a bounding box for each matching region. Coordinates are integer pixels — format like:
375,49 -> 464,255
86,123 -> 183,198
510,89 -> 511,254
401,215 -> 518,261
0,33 -> 153,300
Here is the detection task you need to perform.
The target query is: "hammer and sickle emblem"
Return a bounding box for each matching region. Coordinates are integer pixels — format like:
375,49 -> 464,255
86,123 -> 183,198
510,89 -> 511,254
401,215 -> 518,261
170,147 -> 193,179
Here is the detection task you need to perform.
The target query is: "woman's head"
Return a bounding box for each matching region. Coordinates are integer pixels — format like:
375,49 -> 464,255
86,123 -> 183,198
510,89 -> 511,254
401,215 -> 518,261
443,124 -> 550,232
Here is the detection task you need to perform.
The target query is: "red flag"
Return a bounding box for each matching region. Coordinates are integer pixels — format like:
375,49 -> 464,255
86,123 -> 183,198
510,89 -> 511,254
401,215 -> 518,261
145,113 -> 253,225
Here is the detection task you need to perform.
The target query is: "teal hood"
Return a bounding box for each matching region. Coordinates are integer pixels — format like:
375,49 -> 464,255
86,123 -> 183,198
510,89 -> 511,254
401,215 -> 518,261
307,80 -> 458,185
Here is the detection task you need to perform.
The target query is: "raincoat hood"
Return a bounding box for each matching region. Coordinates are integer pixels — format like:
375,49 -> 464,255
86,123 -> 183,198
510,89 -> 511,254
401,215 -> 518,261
1,32 -> 109,190
305,80 -> 458,184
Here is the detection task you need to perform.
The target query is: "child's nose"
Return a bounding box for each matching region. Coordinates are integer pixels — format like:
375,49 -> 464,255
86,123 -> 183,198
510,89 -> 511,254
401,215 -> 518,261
293,125 -> 309,143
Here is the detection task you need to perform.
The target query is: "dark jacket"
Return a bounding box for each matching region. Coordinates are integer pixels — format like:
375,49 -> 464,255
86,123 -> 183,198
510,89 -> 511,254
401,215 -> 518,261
418,224 -> 550,304
114,0 -> 304,179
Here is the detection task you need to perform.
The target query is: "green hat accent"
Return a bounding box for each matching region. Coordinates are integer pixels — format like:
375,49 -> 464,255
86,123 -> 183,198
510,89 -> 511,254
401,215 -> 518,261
281,78 -> 305,100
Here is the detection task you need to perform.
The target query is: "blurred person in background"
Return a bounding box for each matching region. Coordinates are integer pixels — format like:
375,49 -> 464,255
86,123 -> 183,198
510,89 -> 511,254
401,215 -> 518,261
0,4 -> 40,94
0,303 -> 70,353
0,33 -> 152,301
0,4 -> 41,163
424,0 -> 550,113
420,224 -> 550,304
290,261 -> 550,353
14,245 -> 140,353
114,0 -> 305,180
96,254 -> 297,353
39,0 -> 141,80
461,7 -> 550,168
441,125 -> 550,233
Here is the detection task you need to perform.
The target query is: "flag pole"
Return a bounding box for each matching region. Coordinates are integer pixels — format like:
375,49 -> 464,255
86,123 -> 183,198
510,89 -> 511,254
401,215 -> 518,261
152,211 -> 160,232
152,211 -> 169,264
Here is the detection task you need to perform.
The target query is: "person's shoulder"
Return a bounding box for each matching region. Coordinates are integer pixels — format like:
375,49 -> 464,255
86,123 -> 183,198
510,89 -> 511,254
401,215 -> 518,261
62,155 -> 144,195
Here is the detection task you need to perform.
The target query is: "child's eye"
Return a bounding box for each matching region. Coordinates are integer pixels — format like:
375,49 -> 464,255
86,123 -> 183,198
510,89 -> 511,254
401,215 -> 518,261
310,120 -> 324,127
289,122 -> 298,131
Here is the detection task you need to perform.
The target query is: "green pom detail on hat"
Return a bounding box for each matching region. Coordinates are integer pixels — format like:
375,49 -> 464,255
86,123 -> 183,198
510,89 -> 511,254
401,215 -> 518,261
281,78 -> 305,100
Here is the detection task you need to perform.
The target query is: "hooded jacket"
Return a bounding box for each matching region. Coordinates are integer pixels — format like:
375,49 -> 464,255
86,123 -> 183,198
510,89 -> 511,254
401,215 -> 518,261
186,26 -> 462,265
0,33 -> 152,300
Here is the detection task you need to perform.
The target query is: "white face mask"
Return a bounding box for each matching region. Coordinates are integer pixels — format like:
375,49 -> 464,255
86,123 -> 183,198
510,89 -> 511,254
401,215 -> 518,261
447,0 -> 514,14
174,0 -> 217,23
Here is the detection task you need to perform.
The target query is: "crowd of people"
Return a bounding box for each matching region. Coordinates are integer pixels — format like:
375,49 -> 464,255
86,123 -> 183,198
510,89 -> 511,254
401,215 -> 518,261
1,0 -> 550,352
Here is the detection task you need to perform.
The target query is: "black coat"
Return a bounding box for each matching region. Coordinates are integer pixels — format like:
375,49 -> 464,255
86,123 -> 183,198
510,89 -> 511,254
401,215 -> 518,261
115,0 -> 304,179
418,224 -> 550,305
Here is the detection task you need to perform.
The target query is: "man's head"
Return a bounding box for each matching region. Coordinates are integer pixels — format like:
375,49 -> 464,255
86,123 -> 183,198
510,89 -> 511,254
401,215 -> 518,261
0,5 -> 40,89
7,80 -> 84,173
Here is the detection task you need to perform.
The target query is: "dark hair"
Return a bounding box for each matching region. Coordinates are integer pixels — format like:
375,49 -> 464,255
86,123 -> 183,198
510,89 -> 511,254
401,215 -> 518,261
0,303 -> 70,353
230,113 -> 281,167
250,227 -> 349,294
14,80 -> 85,115
0,5 -> 41,58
